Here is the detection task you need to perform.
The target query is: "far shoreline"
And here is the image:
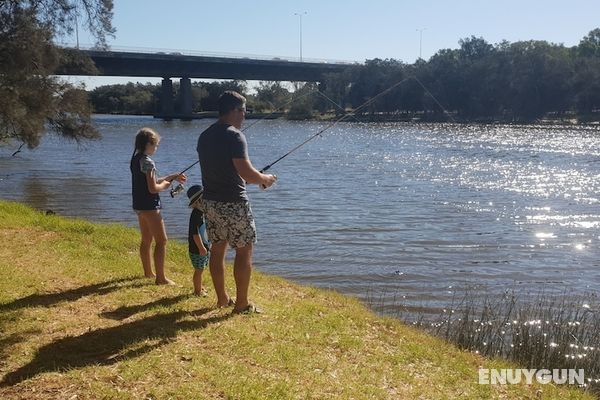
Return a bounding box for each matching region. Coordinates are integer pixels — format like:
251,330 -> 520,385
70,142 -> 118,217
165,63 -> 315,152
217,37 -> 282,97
92,112 -> 600,127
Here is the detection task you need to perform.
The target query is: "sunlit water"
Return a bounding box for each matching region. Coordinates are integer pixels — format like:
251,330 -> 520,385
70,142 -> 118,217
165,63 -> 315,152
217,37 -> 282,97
1,116 -> 599,316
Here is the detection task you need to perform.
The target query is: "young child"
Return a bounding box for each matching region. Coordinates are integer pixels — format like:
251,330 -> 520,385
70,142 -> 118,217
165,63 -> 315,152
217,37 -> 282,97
186,185 -> 210,296
130,127 -> 186,285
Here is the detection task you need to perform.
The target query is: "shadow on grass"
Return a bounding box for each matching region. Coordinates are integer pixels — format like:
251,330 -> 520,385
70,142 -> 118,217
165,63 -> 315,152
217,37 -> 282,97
100,294 -> 190,320
1,305 -> 231,386
0,277 -> 146,312
0,329 -> 41,362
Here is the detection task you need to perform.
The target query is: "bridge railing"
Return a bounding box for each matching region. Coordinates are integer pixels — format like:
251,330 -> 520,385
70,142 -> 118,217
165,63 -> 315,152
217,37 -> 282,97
55,42 -> 357,65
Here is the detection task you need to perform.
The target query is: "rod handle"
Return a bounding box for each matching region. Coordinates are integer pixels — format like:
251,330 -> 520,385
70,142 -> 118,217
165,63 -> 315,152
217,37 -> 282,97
260,175 -> 278,190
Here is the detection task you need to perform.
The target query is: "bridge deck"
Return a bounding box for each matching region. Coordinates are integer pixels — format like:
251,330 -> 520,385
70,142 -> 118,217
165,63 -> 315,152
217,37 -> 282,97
58,49 -> 352,81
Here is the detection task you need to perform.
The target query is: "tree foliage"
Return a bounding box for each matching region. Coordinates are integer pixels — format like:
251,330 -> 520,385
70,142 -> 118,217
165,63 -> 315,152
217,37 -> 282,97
321,30 -> 600,122
198,81 -> 248,112
254,81 -> 290,112
0,0 -> 114,148
88,81 -> 252,115
90,83 -> 158,115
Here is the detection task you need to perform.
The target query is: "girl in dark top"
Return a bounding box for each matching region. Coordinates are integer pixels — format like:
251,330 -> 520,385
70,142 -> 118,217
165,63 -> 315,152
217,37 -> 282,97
130,127 -> 186,285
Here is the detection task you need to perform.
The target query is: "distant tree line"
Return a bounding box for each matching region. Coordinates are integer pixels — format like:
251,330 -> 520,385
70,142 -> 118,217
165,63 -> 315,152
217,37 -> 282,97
88,29 -> 600,123
89,80 -> 247,115
319,28 -> 600,122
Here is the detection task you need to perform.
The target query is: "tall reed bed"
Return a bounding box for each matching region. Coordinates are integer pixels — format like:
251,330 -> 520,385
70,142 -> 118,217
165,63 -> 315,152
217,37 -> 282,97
368,287 -> 600,396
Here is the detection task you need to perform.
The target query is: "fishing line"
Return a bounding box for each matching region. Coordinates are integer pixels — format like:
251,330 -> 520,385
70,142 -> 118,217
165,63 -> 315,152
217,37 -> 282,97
170,89 -> 318,197
261,89 -> 364,181
315,90 -> 364,124
243,88 -> 317,131
411,76 -> 458,123
259,77 -> 413,173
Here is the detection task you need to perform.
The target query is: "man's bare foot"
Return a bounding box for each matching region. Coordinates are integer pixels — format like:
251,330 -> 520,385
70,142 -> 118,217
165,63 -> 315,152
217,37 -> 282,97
155,278 -> 176,285
194,288 -> 208,297
216,297 -> 235,308
144,273 -> 156,278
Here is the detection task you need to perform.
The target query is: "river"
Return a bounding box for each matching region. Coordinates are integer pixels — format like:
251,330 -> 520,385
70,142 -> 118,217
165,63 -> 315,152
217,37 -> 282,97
1,115 -> 598,316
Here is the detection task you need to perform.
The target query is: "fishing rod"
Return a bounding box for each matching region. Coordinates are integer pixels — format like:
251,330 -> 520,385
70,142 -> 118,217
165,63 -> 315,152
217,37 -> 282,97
170,89 -> 319,197
173,77 -> 415,195
258,77 -> 412,174
256,77 -> 452,188
256,89 -> 361,190
168,160 -> 201,197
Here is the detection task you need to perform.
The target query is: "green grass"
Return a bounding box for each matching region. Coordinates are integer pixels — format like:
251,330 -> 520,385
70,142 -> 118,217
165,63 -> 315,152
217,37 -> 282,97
0,200 -> 593,399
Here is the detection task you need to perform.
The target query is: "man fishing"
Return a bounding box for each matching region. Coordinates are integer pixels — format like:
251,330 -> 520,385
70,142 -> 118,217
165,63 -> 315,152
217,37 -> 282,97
197,91 -> 276,314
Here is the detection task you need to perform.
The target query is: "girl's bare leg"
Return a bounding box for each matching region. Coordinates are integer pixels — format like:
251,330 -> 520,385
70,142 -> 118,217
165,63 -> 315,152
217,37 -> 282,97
137,212 -> 155,278
145,211 -> 174,285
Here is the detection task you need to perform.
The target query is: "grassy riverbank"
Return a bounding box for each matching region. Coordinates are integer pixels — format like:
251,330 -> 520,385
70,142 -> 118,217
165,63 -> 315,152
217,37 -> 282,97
0,200 -> 592,399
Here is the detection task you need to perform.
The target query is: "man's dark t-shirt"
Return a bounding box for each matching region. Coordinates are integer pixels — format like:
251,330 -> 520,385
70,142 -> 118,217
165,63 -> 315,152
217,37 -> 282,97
197,122 -> 249,202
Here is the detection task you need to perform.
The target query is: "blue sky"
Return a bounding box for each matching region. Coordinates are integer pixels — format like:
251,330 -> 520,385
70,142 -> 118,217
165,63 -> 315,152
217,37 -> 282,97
62,0 -> 600,88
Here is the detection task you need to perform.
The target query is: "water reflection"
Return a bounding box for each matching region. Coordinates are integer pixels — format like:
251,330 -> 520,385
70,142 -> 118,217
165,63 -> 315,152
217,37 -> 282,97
22,175 -> 53,211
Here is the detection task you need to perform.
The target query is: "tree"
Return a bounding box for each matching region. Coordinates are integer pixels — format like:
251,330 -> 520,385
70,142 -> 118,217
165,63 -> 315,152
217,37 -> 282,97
286,82 -> 317,120
504,41 -> 573,120
572,57 -> 600,114
422,48 -> 462,116
577,28 -> 600,58
320,69 -> 356,115
347,59 -> 405,114
190,83 -> 207,112
89,83 -> 159,115
198,81 -> 247,111
0,0 -> 114,149
254,81 -> 291,112
455,37 -> 505,118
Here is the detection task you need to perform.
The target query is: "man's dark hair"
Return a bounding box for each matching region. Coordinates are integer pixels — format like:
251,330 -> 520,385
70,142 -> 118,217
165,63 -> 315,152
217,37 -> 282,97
218,91 -> 246,116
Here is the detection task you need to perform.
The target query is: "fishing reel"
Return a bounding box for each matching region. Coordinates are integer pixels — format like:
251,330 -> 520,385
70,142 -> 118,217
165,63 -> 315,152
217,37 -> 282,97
260,174 -> 278,190
170,183 -> 185,198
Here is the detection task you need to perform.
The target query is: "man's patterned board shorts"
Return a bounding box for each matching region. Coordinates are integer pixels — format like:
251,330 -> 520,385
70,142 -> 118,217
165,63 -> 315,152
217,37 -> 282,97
201,199 -> 257,248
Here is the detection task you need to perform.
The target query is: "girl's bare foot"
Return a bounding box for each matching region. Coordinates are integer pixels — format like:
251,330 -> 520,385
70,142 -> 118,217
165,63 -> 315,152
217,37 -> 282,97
155,278 -> 176,285
145,273 -> 156,278
194,288 -> 208,297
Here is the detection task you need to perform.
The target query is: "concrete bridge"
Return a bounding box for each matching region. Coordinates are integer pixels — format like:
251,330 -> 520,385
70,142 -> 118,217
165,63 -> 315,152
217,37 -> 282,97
58,48 -> 352,119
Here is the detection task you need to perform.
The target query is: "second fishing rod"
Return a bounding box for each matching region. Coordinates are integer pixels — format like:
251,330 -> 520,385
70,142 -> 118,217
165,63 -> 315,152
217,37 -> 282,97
169,89 -> 316,197
172,77 -> 412,196
258,77 -> 412,174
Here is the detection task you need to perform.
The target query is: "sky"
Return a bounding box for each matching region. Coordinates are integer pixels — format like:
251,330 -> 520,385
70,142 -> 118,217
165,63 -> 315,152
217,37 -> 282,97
60,0 -> 600,89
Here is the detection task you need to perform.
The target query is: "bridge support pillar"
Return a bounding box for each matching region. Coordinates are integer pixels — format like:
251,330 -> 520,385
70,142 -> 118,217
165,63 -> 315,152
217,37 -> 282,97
159,78 -> 174,118
179,77 -> 193,118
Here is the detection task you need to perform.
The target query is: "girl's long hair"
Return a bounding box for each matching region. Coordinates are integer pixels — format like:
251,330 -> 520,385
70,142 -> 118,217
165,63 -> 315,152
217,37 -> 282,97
131,127 -> 160,161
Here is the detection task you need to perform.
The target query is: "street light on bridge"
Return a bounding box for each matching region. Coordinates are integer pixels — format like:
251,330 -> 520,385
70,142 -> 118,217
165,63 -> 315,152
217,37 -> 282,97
416,28 -> 426,60
294,11 -> 307,62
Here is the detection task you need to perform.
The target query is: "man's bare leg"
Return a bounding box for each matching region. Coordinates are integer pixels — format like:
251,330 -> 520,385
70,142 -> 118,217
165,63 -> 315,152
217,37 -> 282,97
232,244 -> 253,312
209,241 -> 230,306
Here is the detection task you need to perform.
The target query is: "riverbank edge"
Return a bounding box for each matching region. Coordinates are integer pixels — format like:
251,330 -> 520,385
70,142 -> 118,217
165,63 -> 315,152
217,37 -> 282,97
0,200 -> 592,399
